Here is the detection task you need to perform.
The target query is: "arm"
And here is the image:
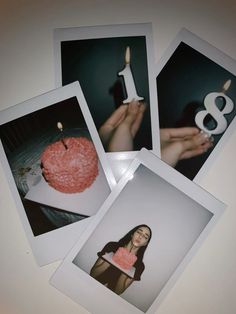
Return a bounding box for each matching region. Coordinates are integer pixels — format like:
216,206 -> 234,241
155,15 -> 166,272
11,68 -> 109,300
90,258 -> 110,278
113,273 -> 134,295
99,104 -> 128,147
99,100 -> 146,152
107,101 -> 146,152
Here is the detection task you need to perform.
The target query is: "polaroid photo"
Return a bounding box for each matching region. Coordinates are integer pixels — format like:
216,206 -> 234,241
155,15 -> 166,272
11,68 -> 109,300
50,148 -> 225,314
54,23 -> 160,161
155,28 -> 236,182
0,81 -> 116,266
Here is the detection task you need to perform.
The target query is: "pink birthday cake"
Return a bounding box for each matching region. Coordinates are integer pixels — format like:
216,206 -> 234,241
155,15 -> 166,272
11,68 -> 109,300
112,247 -> 137,270
41,137 -> 98,193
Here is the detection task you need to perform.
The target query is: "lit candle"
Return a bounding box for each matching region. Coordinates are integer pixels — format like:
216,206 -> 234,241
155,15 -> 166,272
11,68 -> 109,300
57,121 -> 63,132
118,46 -> 144,104
195,79 -> 234,135
57,121 -> 67,149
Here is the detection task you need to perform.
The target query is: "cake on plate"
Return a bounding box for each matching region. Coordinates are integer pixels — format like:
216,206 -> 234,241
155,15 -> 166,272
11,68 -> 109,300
41,137 -> 98,193
112,247 -> 137,270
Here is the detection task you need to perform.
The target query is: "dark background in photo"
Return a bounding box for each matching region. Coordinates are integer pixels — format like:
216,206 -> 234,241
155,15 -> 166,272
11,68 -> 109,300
60,36 -> 152,151
157,42 -> 236,180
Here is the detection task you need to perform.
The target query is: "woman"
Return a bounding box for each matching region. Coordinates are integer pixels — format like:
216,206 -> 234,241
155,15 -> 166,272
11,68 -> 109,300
90,224 -> 152,295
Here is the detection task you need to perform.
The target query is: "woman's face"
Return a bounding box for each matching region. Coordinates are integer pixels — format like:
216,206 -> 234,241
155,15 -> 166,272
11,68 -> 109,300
131,226 -> 151,248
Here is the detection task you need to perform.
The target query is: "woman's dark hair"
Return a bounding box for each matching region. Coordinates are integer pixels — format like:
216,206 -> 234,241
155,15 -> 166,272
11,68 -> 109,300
117,224 -> 152,267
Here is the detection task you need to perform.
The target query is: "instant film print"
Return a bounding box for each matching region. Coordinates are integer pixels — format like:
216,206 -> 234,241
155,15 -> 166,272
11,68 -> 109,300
0,82 -> 116,265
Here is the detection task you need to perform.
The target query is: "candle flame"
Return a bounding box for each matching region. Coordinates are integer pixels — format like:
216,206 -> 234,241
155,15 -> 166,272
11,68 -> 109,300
57,121 -> 63,131
222,79 -> 231,93
125,46 -> 131,64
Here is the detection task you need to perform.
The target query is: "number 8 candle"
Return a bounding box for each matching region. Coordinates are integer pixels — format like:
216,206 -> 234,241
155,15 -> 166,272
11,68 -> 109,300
118,46 -> 144,104
195,79 -> 234,135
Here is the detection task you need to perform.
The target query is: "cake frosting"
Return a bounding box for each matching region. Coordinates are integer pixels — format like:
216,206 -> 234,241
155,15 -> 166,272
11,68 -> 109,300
112,247 -> 137,270
41,137 -> 98,193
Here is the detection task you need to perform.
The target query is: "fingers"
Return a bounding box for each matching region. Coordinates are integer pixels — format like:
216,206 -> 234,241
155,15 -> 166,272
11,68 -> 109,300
122,100 -> 146,138
177,132 -> 213,160
99,100 -> 146,149
161,131 -> 213,167
101,104 -> 128,129
168,127 -> 200,138
122,100 -> 140,126
106,100 -> 146,152
180,131 -> 212,152
160,127 -> 200,143
180,141 -> 213,160
130,102 -> 146,138
100,100 -> 145,133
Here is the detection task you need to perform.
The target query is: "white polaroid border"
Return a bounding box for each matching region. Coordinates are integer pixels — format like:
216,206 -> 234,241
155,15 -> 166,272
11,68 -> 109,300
50,148 -> 225,314
54,23 -> 160,161
155,28 -> 236,183
0,81 -> 116,266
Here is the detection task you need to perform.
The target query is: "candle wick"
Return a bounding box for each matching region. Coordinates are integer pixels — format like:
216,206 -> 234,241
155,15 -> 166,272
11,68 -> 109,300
61,138 -> 68,150
60,131 -> 67,149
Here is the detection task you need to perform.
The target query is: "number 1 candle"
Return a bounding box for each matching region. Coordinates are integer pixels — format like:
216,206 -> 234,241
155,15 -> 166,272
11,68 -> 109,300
195,79 -> 234,135
118,46 -> 144,104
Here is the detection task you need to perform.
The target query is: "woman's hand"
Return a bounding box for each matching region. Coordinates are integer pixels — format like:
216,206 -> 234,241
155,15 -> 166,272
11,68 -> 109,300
99,103 -> 213,166
99,100 -> 146,152
160,127 -> 213,167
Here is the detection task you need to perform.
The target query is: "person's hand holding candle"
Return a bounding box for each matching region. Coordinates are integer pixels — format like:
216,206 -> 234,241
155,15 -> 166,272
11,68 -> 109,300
160,127 -> 213,167
99,100 -> 146,152
99,101 -> 213,167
